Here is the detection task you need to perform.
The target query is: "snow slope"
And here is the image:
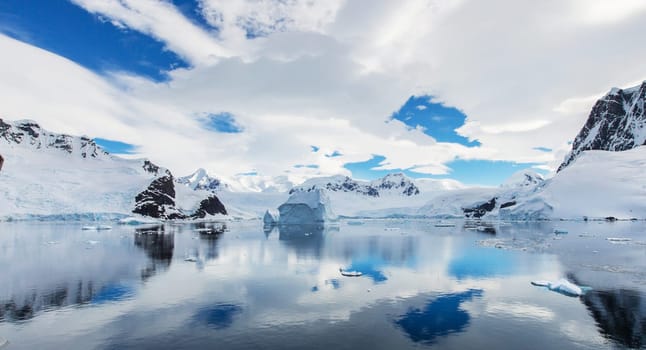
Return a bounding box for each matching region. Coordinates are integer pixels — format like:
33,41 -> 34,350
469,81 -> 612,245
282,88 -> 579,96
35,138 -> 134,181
503,147 -> 646,220
0,119 -> 211,220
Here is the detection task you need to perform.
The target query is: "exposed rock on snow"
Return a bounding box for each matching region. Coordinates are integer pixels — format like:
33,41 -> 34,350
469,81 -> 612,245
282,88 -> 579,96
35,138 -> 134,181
177,168 -> 227,192
290,173 -> 420,198
192,195 -> 227,218
133,175 -> 184,219
278,189 -> 336,224
0,153 -> 3,171
559,81 -> 646,171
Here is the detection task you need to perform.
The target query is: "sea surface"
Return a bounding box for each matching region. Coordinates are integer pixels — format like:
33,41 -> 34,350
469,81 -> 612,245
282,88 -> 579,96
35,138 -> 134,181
0,220 -> 644,349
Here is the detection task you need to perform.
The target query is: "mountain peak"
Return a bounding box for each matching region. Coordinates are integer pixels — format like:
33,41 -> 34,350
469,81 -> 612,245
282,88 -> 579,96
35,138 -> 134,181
0,118 -> 109,159
176,168 -> 227,192
558,81 -> 646,171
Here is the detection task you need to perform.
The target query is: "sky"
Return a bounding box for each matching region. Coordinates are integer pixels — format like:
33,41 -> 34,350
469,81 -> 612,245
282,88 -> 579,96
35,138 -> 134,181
1,0 -> 645,187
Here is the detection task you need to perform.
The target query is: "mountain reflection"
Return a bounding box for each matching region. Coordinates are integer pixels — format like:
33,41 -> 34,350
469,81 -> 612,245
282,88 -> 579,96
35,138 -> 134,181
134,225 -> 174,280
582,289 -> 646,348
395,289 -> 483,345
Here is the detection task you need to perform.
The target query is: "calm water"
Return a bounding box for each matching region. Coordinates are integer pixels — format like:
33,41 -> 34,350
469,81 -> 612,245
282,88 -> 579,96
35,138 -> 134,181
0,220 -> 644,349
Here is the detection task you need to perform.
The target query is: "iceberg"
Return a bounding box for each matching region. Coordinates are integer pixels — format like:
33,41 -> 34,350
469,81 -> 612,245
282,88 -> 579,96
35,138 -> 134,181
531,279 -> 587,297
263,210 -> 278,226
277,189 -> 336,224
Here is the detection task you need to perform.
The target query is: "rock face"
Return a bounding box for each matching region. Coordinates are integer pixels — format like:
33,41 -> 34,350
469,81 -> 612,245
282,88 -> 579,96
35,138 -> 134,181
0,153 -> 3,171
558,81 -> 646,171
278,189 -> 336,224
192,195 -> 227,218
133,175 -> 184,220
290,173 -> 420,197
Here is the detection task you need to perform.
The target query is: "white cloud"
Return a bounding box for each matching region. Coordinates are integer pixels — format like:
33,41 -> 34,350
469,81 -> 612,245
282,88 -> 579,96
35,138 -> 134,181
2,0 -> 646,184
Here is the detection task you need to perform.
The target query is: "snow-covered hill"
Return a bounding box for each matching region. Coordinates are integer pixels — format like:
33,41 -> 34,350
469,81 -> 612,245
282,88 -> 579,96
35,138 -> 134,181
558,81 -> 646,171
502,147 -> 646,220
0,119 -> 222,220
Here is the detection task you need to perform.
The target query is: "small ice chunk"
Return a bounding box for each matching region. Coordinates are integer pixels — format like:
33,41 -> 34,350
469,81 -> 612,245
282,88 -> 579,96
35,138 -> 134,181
0,336 -> 8,348
184,257 -> 197,262
607,237 -> 631,243
346,221 -> 364,226
434,223 -> 455,227
553,229 -> 568,234
97,225 -> 112,230
531,278 -> 586,297
82,225 -> 97,231
339,268 -> 363,277
86,240 -> 100,245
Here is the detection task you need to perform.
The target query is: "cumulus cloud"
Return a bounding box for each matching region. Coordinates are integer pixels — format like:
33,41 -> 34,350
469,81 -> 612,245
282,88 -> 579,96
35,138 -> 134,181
1,0 -> 646,184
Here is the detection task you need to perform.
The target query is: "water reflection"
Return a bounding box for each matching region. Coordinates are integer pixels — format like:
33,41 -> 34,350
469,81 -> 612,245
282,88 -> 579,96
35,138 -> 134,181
134,226 -> 174,280
192,304 -> 243,330
583,289 -> 646,348
278,224 -> 325,257
395,289 -> 483,345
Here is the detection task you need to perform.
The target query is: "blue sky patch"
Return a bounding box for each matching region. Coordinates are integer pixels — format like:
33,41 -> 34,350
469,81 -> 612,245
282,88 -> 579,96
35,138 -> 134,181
325,150 -> 343,158
310,145 -> 320,152
345,155 -> 546,186
94,138 -> 137,154
170,0 -> 215,32
391,96 -> 480,147
204,112 -> 244,133
0,0 -> 189,81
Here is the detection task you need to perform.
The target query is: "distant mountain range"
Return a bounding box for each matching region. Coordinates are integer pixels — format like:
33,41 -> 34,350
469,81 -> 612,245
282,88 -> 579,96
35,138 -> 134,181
1,81 -> 645,221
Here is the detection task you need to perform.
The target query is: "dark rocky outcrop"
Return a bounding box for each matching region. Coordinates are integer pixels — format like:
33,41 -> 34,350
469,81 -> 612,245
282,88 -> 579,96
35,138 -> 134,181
192,195 -> 227,218
0,153 -> 3,172
133,175 -> 185,219
558,81 -> 646,172
463,198 -> 497,218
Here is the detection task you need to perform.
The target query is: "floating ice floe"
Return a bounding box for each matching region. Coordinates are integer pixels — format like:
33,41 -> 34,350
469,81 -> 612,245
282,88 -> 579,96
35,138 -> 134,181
346,220 -> 364,226
184,257 -> 198,262
606,237 -> 632,244
85,240 -> 100,245
553,229 -> 568,234
82,225 -> 112,231
531,279 -> 588,297
434,222 -> 456,227
339,268 -> 363,277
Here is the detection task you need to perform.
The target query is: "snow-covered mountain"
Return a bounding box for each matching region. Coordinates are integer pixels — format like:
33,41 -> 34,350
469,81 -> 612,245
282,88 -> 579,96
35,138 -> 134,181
176,168 -> 228,192
0,119 -> 225,220
558,81 -> 646,171
290,173 -> 421,197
